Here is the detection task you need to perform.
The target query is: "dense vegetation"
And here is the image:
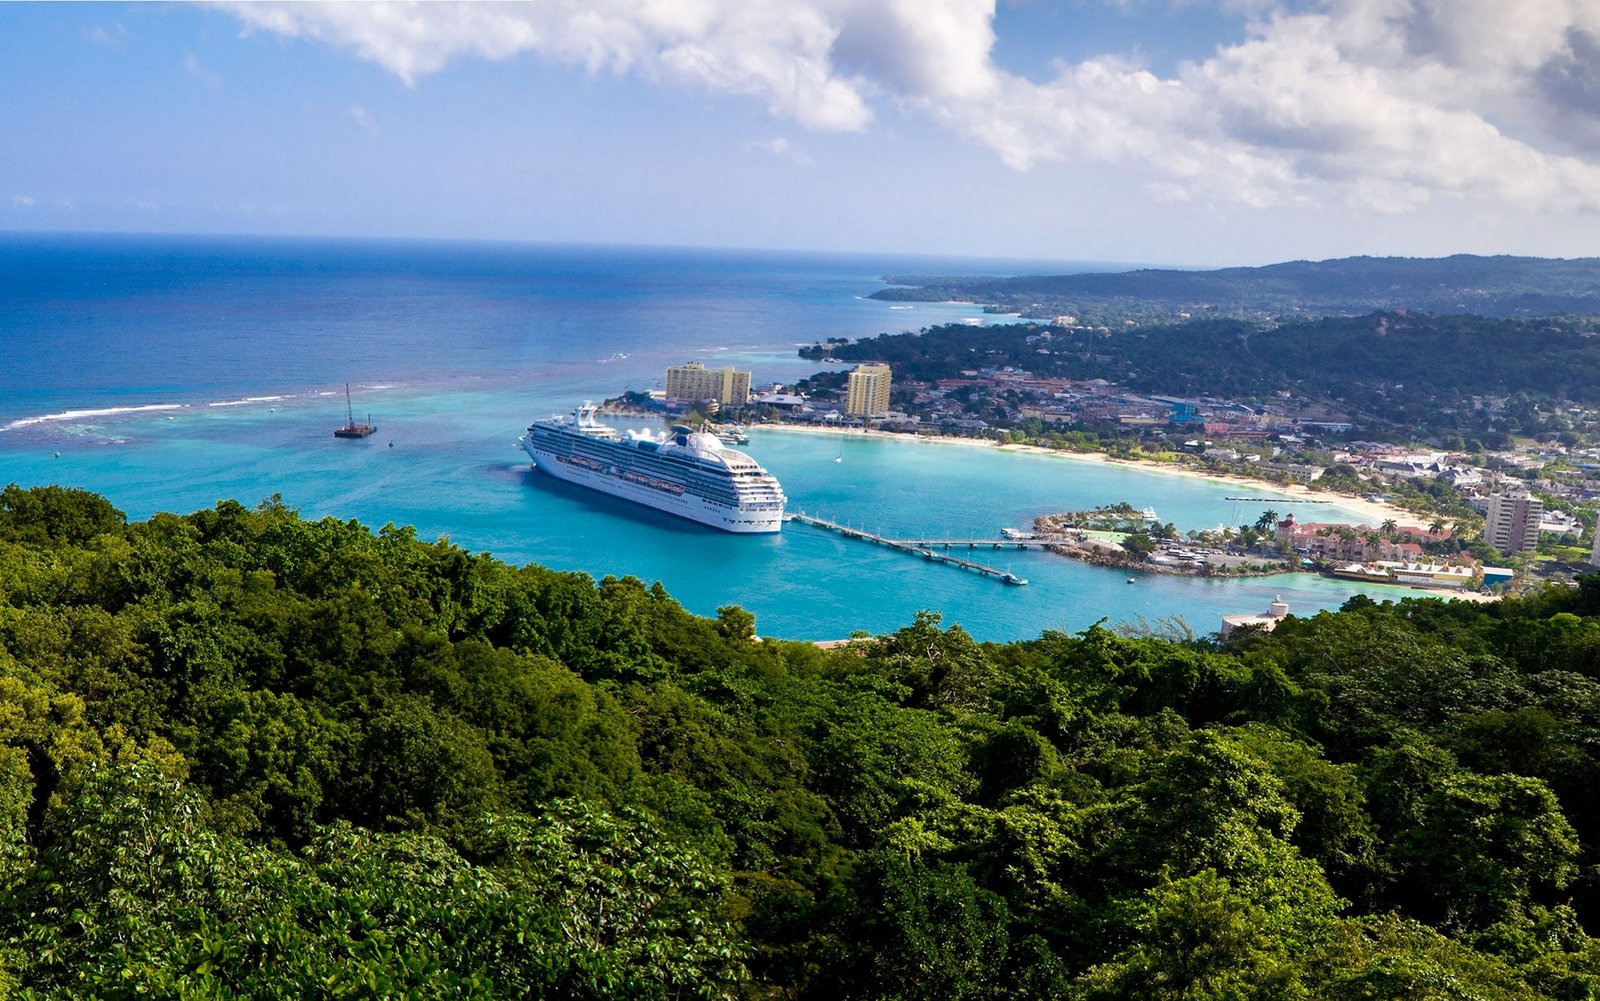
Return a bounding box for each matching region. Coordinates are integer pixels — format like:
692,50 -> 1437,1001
4,483 -> 1600,997
804,314 -> 1600,440
871,254 -> 1600,324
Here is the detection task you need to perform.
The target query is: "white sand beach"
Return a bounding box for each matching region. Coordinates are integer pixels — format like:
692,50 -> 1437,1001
759,423 -> 1423,527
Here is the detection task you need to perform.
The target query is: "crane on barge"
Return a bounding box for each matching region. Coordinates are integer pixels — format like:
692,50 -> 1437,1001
333,383 -> 377,439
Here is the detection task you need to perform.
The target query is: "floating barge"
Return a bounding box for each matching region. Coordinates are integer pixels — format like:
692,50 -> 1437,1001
333,383 -> 377,439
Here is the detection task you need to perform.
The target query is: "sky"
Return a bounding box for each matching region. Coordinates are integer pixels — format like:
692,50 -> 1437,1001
3,0 -> 1600,267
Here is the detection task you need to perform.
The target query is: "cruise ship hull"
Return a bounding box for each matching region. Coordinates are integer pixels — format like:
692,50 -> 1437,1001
525,442 -> 781,532
520,412 -> 785,534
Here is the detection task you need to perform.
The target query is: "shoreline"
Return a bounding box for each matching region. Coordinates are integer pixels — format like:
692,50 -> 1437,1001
756,423 -> 1421,526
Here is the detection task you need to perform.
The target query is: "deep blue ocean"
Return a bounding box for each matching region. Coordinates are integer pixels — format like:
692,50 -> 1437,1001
0,233 -> 1413,641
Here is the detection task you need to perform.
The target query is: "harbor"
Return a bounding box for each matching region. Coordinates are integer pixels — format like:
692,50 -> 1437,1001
784,512 -> 1030,585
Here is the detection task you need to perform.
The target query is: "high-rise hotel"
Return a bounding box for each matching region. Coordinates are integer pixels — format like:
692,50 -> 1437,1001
1483,490 -> 1542,554
664,362 -> 751,406
845,363 -> 892,417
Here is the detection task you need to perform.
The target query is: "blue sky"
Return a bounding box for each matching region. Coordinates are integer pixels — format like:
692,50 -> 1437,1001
3,1 -> 1599,267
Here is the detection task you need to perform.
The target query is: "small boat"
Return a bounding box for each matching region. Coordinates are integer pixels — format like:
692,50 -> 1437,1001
1128,577 -> 1137,583
333,383 -> 377,439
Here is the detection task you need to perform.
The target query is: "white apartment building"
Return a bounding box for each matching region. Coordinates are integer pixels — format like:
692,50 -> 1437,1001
1483,491 -> 1543,554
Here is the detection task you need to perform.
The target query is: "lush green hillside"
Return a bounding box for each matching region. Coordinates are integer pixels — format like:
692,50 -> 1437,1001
871,254 -> 1600,323
2,484 -> 1600,997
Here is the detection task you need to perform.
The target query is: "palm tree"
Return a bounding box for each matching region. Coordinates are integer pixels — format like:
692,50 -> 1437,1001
1429,519 -> 1446,536
1380,518 -> 1398,540
1254,509 -> 1280,533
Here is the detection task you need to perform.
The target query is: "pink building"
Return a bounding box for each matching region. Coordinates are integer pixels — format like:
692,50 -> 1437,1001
1275,513 -> 1453,562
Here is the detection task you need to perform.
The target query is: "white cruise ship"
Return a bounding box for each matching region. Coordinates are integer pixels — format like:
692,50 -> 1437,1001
520,404 -> 786,533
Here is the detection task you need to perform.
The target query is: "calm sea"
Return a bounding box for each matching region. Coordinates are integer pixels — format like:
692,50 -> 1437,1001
0,233 -> 1412,641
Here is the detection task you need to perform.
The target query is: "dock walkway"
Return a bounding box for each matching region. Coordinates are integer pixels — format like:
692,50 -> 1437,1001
899,537 -> 1059,550
785,513 -> 1029,585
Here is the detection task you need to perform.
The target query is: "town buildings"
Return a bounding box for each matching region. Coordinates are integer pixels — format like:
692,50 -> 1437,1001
1274,513 -> 1453,563
845,363 -> 892,417
665,362 -> 751,406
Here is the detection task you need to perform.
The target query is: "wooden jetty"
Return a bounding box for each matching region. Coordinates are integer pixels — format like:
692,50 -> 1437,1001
784,513 -> 1029,585
1224,497 -> 1321,504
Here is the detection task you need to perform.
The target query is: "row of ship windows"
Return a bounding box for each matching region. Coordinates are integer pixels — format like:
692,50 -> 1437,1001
549,440 -> 777,505
702,498 -> 783,511
566,448 -> 738,487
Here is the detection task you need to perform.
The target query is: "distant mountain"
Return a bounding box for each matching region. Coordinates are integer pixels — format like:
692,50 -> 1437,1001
870,254 -> 1600,322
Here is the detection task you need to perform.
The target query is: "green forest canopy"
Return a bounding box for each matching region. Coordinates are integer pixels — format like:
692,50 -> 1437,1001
806,314 -> 1600,437
2,483 -> 1600,997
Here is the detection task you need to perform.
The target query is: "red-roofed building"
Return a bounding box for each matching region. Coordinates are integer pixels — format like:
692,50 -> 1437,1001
1275,513 -> 1452,562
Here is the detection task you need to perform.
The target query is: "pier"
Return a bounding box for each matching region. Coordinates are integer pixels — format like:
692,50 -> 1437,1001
1223,497 -> 1323,504
899,537 -> 1058,550
784,513 -> 1029,585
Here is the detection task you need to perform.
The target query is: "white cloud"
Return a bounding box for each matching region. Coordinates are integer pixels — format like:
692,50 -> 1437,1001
12,195 -> 35,208
86,23 -> 126,48
349,104 -> 377,134
224,1 -> 871,130
747,136 -> 813,165
218,0 -> 1600,213
184,52 -> 222,88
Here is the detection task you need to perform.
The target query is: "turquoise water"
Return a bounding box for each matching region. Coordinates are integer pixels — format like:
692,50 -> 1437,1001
0,235 -> 1420,641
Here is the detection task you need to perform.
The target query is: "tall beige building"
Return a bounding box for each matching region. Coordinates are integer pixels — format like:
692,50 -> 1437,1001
1483,491 -> 1542,554
845,363 -> 892,417
664,362 -> 751,405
